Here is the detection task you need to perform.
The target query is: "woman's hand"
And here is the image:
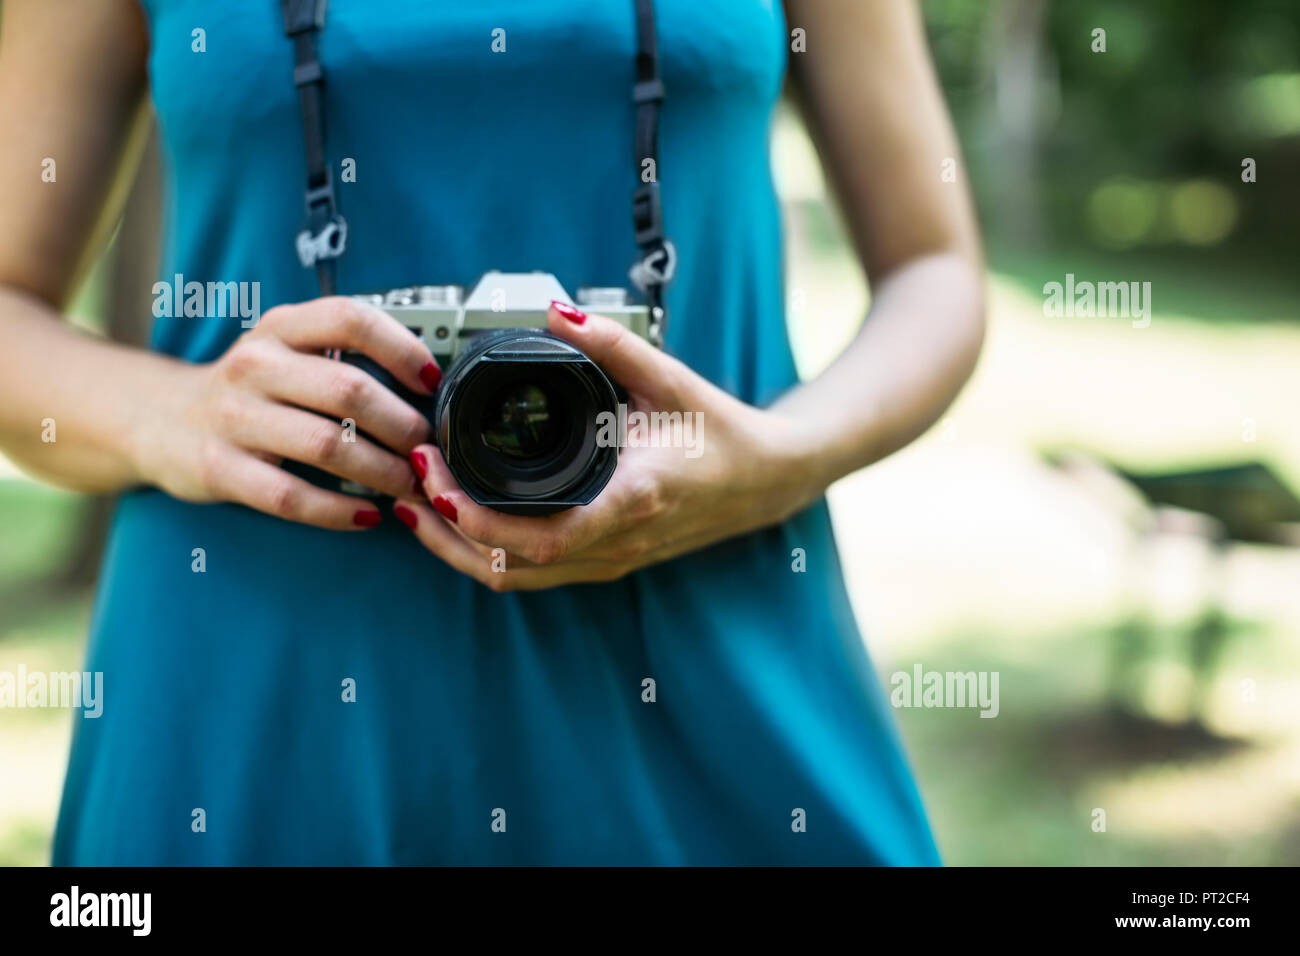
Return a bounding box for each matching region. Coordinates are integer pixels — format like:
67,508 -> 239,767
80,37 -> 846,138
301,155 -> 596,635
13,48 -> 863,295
131,296 -> 440,529
395,302 -> 826,590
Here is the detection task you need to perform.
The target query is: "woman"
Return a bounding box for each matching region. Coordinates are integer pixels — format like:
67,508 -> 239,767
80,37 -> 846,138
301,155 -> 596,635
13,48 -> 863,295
0,0 -> 983,864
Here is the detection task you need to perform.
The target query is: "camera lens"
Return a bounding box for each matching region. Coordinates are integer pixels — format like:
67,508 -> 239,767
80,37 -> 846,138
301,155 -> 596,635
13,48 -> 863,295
456,365 -> 595,501
480,383 -> 563,461
434,330 -> 621,515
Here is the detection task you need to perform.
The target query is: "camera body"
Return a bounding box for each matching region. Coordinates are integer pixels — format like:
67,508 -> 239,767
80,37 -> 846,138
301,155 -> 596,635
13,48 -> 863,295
340,272 -> 652,515
357,271 -> 652,365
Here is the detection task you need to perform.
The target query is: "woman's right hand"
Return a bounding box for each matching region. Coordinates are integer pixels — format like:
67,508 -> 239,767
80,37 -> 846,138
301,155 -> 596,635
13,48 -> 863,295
0,2 -> 439,529
131,296 -> 441,530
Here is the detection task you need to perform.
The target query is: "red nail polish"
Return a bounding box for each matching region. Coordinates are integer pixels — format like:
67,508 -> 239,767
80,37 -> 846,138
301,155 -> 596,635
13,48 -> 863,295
419,361 -> 442,391
354,509 -> 382,528
551,300 -> 587,325
432,494 -> 458,523
410,450 -> 428,479
410,473 -> 423,496
394,503 -> 418,530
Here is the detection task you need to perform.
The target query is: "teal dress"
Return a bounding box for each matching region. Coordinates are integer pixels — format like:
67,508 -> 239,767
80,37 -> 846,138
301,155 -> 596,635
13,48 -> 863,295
53,0 -> 940,865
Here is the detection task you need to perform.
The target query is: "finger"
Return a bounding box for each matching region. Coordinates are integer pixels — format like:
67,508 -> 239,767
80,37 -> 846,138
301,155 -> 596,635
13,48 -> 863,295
252,349 -> 431,454
546,300 -> 689,405
397,490 -> 537,568
410,443 -> 618,565
229,400 -> 417,500
391,498 -> 626,591
210,448 -> 384,530
390,497 -> 501,585
445,514 -> 539,567
259,296 -> 442,395
404,459 -> 538,568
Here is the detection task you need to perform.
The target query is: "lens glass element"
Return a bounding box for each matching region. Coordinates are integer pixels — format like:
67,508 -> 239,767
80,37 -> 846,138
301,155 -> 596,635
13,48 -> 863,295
479,382 -> 562,461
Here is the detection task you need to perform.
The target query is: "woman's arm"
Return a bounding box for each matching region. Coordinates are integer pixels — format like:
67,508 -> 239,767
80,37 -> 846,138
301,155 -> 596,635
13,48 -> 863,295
0,0 -> 440,526
0,0 -> 160,490
773,0 -> 986,487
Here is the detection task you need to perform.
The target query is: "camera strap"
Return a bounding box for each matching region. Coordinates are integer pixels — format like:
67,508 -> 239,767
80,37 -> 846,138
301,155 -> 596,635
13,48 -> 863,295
629,0 -> 675,345
279,0 -> 675,341
280,0 -> 345,295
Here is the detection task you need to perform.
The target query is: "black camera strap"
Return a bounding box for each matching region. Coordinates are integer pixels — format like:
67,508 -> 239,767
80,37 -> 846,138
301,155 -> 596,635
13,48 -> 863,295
629,0 -> 675,345
279,0 -> 675,342
280,0 -> 346,296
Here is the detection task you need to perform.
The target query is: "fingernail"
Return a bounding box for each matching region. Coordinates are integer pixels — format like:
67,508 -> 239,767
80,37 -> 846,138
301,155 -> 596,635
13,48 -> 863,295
419,361 -> 442,391
393,503 -> 418,530
410,473 -> 423,496
409,450 -> 428,479
432,494 -> 458,523
551,300 -> 587,325
354,509 -> 382,528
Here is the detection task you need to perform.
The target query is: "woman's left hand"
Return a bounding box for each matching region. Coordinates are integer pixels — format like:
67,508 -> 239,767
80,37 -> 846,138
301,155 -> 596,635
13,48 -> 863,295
396,302 -> 824,591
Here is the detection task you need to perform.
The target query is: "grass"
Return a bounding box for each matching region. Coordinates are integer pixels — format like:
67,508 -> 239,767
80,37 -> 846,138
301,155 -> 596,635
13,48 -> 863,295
0,482 -> 83,585
0,481 -> 92,865
892,617 -> 1300,865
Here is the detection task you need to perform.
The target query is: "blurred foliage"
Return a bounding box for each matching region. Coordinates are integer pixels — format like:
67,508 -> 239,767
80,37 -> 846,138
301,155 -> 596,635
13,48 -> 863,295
924,0 -> 1300,273
0,483 -> 81,587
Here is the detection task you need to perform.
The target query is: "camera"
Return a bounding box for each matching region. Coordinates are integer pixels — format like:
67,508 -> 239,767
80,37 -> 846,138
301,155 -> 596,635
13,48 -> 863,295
338,272 -> 653,515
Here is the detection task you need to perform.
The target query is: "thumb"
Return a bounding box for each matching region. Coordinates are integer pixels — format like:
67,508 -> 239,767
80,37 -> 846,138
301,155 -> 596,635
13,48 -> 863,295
546,300 -> 687,406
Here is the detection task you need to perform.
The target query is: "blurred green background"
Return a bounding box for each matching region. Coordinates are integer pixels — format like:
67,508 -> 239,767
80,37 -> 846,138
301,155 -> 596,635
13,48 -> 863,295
3,0 -> 1299,864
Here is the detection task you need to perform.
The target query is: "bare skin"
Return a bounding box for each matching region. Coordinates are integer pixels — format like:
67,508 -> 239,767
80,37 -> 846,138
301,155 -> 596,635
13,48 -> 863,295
0,0 -> 439,528
0,0 -> 984,584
